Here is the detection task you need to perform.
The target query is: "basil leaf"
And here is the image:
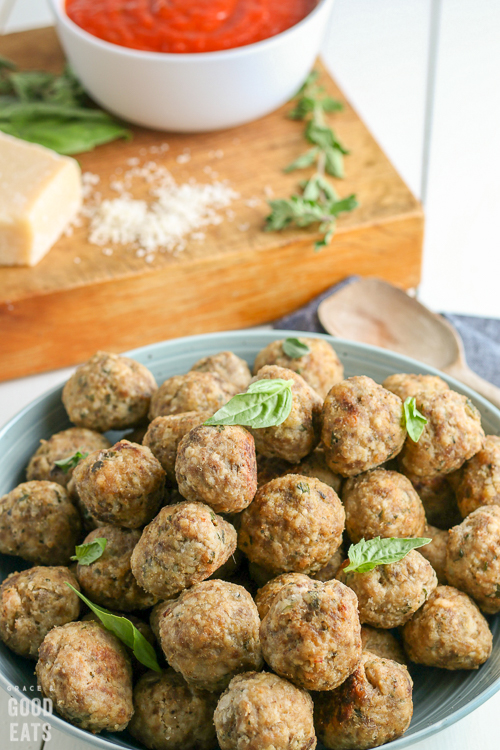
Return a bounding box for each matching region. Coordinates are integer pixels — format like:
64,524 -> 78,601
71,538 -> 107,565
283,337 -> 310,359
204,378 -> 294,428
403,397 -> 428,442
66,584 -> 161,672
344,536 -> 432,573
53,450 -> 89,474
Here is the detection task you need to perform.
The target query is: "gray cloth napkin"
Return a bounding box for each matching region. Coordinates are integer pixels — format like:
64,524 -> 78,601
273,278 -> 500,388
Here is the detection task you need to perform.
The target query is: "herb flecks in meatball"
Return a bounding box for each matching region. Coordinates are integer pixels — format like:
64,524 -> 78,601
191,351 -> 252,392
382,373 -> 449,401
149,371 -> 235,421
454,435 -> 500,517
143,411 -> 210,482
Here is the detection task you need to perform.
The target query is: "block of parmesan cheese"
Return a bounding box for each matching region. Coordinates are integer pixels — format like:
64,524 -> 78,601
0,132 -> 82,266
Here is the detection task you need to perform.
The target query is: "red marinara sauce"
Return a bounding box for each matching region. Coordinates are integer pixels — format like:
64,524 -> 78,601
65,0 -> 318,54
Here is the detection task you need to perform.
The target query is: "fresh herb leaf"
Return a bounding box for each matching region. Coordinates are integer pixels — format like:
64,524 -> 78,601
71,538 -> 107,565
403,397 -> 428,442
204,378 -> 294,428
283,337 -> 310,358
344,536 -> 432,573
284,147 -> 319,173
54,450 -> 89,474
0,55 -> 17,72
66,583 -> 161,672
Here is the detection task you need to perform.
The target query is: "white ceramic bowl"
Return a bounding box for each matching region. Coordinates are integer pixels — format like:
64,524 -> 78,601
49,0 -> 335,132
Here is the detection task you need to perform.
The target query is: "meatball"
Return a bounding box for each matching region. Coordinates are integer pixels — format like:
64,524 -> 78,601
36,620 -> 133,732
72,440 -> 165,529
82,611 -> 156,678
321,376 -> 406,477
446,505 -> 500,614
253,337 -> 343,399
176,426 -> 257,514
62,351 -> 157,432
342,469 -> 426,542
0,481 -> 81,565
191,351 -> 252,392
288,446 -> 343,493
129,668 -> 218,750
310,546 -> 345,582
314,652 -> 413,750
143,411 -> 210,482
239,475 -> 345,576
255,573 -> 312,619
131,501 -> 237,599
249,366 -> 323,464
382,373 -> 449,401
215,671 -> 316,750
454,435 -> 500,517
76,526 -> 158,611
260,578 -> 361,691
420,524 -> 448,584
401,469 -> 461,528
402,585 -> 492,669
0,566 -> 80,659
26,427 -> 111,488
158,580 -> 263,692
360,626 -> 406,665
336,550 -> 438,628
149,371 -> 235,421
398,390 -> 484,478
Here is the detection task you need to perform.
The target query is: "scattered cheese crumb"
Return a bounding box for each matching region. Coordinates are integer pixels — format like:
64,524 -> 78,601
238,222 -> 250,232
245,197 -> 261,208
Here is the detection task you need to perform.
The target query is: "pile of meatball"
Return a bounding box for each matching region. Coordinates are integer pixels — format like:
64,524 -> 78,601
0,338 -> 498,750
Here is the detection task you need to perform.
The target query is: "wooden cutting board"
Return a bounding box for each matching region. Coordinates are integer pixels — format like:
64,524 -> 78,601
0,27 -> 423,383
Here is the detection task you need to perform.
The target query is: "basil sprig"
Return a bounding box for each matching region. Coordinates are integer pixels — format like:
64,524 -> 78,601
204,378 -> 294,429
344,537 -> 431,574
54,450 -> 88,473
66,584 -> 161,672
71,538 -> 107,565
403,397 -> 428,442
283,338 -> 310,359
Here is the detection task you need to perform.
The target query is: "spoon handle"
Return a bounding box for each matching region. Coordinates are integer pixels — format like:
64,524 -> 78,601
444,363 -> 500,411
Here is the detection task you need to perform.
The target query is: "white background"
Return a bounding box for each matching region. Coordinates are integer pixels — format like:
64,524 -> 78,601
1,0 -> 500,748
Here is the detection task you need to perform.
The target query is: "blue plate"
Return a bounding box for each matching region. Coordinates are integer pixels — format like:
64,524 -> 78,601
1,330 -> 499,749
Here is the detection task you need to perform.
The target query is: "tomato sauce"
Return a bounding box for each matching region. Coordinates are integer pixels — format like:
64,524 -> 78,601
65,0 -> 318,54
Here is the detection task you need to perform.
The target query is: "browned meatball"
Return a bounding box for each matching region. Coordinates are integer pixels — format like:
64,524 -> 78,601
143,411 -> 210,482
321,376 -> 406,477
0,481 -> 81,565
191,351 -> 252,392
336,550 -> 438,628
398,390 -> 485,478
288,446 -> 343,493
131,501 -> 237,599
360,626 -> 407,664
382,373 -> 449,401
214,671 -> 316,750
158,580 -> 263,692
72,440 -> 165,529
260,578 -> 361,691
314,652 -> 413,750
149,371 -> 235,421
401,468 -> 461,528
446,505 -> 500,614
249,366 -> 323,464
310,546 -> 345,582
239,475 -> 345,576
253,337 -> 343,399
402,585 -> 492,669
176,425 -> 257,514
420,524 -> 448,584
36,620 -> 133,732
255,573 -> 312,619
82,610 -> 156,678
342,469 -> 426,542
26,427 -> 111,488
62,351 -> 157,432
76,526 -> 157,611
0,566 -> 80,659
129,668 -> 218,750
454,435 -> 500,517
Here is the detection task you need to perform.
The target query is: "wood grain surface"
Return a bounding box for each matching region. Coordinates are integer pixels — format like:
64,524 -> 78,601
0,27 -> 423,382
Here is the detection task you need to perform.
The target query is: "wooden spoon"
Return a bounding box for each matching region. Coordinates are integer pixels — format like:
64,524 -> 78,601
318,277 -> 500,409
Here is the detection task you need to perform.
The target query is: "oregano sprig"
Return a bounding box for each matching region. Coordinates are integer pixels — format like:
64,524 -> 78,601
266,69 -> 358,250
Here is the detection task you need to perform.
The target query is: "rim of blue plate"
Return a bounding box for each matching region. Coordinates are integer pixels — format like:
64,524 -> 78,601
0,329 -> 499,750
